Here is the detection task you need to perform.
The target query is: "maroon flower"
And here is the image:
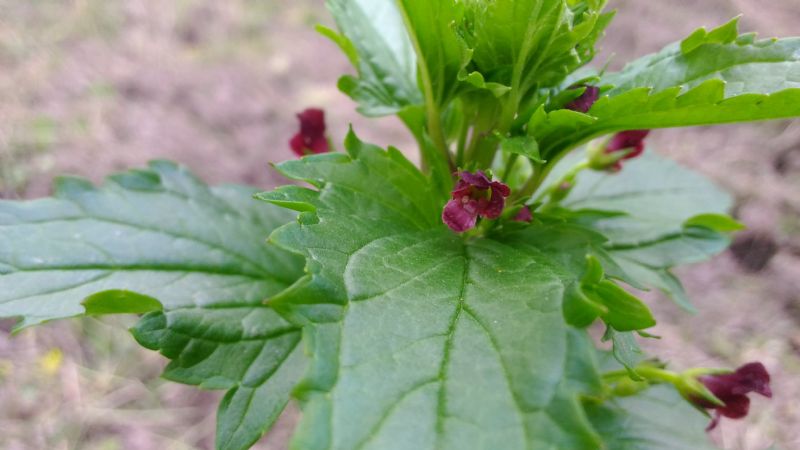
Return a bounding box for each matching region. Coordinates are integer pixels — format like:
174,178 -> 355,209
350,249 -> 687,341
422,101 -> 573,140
565,85 -> 600,113
442,171 -> 511,233
605,129 -> 650,171
289,108 -> 330,156
693,362 -> 772,431
513,206 -> 533,223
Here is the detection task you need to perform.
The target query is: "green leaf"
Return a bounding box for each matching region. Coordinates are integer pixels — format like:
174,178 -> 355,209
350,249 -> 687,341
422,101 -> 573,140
680,17 -> 740,54
0,160 -> 303,329
262,132 -> 711,449
501,135 -> 545,163
533,22 -> 800,157
460,0 -> 611,97
602,327 -> 644,381
684,213 -> 745,232
552,152 -> 733,310
558,152 -> 732,246
133,307 -> 305,450
324,0 -> 423,116
585,385 -> 719,449
0,161 -> 307,449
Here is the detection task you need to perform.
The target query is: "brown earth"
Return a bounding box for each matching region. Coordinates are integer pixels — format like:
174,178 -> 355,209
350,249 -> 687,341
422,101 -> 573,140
1,1 -> 799,449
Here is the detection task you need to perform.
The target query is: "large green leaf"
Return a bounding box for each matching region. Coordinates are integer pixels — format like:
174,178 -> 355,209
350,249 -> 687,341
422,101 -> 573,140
532,20 -> 800,157
260,132 -> 712,449
0,161 -> 306,450
322,0 -> 423,116
585,385 -> 718,450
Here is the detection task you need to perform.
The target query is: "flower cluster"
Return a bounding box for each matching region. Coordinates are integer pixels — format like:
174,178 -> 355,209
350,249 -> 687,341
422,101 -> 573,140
289,108 -> 330,156
442,171 -> 510,232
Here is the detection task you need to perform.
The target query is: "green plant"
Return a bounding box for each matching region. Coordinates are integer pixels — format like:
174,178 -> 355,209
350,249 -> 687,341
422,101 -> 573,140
2,1 -> 799,449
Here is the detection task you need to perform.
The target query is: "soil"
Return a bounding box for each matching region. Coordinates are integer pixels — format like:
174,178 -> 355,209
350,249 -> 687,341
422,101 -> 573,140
1,1 -> 799,449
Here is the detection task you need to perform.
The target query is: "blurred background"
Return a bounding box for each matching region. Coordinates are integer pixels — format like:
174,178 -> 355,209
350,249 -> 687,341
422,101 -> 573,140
0,0 -> 798,449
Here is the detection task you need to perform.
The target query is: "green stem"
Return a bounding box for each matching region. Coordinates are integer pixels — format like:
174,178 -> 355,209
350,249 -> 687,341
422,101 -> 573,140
536,159 -> 589,205
502,154 -> 519,181
395,3 -> 453,173
603,366 -> 681,385
456,123 -> 470,168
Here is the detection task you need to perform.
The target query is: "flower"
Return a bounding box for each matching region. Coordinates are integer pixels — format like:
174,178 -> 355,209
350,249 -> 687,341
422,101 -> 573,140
513,206 -> 533,222
692,362 -> 772,430
565,85 -> 600,113
290,108 -> 330,156
589,129 -> 650,171
442,171 -> 511,232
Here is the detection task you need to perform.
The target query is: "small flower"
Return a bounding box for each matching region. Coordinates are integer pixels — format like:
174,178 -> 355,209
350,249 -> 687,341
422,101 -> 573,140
442,171 -> 511,233
565,85 -> 600,113
588,130 -> 651,172
691,362 -> 772,431
289,108 -> 330,156
513,206 -> 533,222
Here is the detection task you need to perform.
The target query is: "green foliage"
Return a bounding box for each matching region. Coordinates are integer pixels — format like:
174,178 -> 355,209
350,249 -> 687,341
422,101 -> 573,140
532,20 -> 800,158
0,161 -> 305,450
323,0 -> 422,116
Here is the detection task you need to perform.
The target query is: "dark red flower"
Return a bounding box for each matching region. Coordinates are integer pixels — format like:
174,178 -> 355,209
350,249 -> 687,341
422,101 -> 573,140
513,206 -> 533,223
442,171 -> 511,233
605,130 -> 650,171
565,85 -> 600,113
290,108 -> 329,156
693,362 -> 772,430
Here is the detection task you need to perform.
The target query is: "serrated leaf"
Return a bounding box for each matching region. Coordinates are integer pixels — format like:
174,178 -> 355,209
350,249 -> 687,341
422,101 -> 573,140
0,161 -> 306,449
460,0 -> 610,97
551,152 -> 733,311
133,307 -> 306,450
680,17 -> 740,54
533,23 -> 800,157
602,327 -> 644,381
0,161 -> 303,329
501,135 -> 545,163
557,152 -> 732,246
262,132 -> 713,449
585,385 -> 719,449
324,0 -> 423,116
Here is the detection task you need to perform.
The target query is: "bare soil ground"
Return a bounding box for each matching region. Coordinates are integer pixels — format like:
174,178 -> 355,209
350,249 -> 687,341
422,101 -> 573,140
1,1 -> 799,449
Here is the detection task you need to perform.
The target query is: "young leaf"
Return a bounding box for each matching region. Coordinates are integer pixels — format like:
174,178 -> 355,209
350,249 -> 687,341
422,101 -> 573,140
324,0 -> 423,116
460,0 -> 611,97
0,161 -> 306,449
602,327 -> 644,381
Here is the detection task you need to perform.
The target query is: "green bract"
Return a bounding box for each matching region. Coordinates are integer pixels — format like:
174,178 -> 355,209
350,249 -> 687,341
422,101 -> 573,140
2,1 -> 798,448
